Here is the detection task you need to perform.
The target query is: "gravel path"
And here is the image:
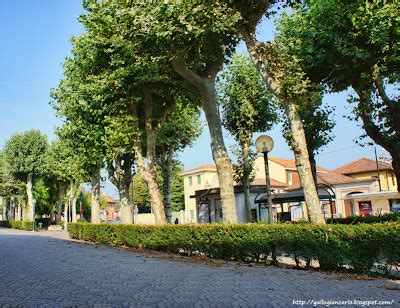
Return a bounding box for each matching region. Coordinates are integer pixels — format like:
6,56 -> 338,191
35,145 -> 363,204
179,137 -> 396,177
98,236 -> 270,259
0,228 -> 398,307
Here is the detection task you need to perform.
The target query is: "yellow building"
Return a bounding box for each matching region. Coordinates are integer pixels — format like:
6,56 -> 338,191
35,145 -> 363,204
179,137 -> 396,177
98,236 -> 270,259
334,158 -> 399,216
334,158 -> 397,191
181,165 -> 218,223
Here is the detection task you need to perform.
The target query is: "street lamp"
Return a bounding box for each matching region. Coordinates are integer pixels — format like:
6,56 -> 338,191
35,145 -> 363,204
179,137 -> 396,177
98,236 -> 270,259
255,135 -> 274,223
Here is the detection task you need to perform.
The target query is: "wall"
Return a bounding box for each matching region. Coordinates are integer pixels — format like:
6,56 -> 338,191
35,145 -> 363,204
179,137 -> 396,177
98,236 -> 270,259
350,170 -> 397,191
183,170 -> 218,223
135,213 -> 155,224
253,156 -> 287,184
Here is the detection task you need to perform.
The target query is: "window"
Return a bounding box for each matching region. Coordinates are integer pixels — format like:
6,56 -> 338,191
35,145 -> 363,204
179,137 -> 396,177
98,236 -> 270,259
392,175 -> 397,187
197,174 -> 201,185
389,199 -> 400,213
287,172 -> 293,185
190,210 -> 195,220
188,176 -> 192,186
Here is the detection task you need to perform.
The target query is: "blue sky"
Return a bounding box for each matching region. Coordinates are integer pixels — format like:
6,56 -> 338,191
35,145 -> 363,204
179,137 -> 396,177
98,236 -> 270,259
0,1 -> 388,197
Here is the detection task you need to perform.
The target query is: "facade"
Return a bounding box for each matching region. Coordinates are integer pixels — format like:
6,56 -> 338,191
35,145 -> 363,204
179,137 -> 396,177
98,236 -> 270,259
181,165 -> 219,223
334,158 -> 397,191
182,156 -> 325,223
182,156 -> 399,223
334,158 -> 399,216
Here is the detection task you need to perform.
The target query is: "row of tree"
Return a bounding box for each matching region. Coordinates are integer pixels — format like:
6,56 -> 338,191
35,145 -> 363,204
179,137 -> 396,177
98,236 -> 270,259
1,1 -> 398,226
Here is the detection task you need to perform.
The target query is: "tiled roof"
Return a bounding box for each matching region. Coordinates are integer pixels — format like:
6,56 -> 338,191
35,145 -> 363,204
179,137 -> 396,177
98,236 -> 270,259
181,164 -> 217,175
268,156 -> 328,171
286,172 -> 371,191
251,178 -> 288,188
334,158 -> 393,175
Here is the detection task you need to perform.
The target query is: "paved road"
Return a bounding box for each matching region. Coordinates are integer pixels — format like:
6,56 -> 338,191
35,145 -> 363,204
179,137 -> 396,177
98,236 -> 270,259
0,228 -> 398,307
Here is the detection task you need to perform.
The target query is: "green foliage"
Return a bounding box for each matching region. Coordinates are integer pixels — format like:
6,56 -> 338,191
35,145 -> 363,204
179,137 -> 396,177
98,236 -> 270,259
327,213 -> 400,225
0,221 -> 36,231
218,54 -> 276,144
276,0 -> 400,175
33,178 -> 51,216
3,130 -> 48,181
131,173 -> 151,213
170,164 -> 185,212
68,222 -> 400,274
218,54 -> 277,186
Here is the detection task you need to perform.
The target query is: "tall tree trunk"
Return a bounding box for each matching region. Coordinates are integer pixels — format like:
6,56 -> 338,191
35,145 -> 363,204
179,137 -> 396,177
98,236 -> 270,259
242,142 -> 253,223
57,183 -> 65,222
64,201 -> 69,231
355,87 -> 400,193
392,158 -> 400,193
91,168 -> 101,224
26,173 -> 34,222
130,96 -> 167,224
16,204 -> 21,221
309,151 -> 318,189
120,183 -> 133,224
70,180 -> 77,223
242,30 -> 325,224
135,144 -> 166,224
8,197 -> 15,221
200,80 -> 237,223
172,58 -> 238,223
284,102 -> 325,223
162,144 -> 175,223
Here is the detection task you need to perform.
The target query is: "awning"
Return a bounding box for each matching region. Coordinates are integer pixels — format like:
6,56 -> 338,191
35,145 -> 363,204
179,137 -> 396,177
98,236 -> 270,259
255,186 -> 335,204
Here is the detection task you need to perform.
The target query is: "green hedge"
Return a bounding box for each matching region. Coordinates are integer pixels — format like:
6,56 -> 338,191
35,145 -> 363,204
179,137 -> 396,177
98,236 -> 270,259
68,222 -> 400,274
326,213 -> 399,224
0,221 -> 35,231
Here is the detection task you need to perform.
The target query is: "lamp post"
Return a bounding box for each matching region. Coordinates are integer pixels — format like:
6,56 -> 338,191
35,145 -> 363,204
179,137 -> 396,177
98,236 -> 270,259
255,135 -> 274,223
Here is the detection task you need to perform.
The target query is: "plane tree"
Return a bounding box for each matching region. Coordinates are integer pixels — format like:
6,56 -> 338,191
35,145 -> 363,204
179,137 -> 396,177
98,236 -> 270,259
81,1 -> 242,222
276,0 -> 400,191
217,54 -> 277,222
156,100 -> 202,222
220,0 -> 326,223
3,130 -> 48,222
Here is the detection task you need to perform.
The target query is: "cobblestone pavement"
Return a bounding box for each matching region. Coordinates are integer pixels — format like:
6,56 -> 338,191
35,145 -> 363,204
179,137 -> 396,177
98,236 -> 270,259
0,228 -> 398,307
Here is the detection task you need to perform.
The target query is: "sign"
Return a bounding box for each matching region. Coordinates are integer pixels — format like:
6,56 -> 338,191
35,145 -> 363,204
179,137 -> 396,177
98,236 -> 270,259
358,201 -> 372,217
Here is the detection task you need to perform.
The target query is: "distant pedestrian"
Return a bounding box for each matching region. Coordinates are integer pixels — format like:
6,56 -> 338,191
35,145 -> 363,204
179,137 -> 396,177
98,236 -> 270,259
174,218 -> 179,225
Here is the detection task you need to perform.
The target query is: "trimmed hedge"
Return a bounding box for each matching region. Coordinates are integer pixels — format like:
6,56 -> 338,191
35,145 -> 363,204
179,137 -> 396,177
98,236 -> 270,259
68,222 -> 400,274
0,221 -> 35,231
326,213 -> 399,224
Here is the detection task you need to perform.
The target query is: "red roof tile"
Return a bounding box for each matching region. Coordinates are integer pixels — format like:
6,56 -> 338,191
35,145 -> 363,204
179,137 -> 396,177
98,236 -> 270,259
334,158 -> 393,175
286,172 -> 371,191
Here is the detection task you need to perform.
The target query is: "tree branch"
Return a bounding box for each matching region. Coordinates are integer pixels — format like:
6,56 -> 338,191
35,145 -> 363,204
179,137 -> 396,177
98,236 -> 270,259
171,55 -> 204,89
373,67 -> 399,113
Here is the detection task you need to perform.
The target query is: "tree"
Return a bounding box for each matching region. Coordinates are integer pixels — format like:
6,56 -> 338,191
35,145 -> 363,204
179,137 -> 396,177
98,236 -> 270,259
81,1 -> 242,223
45,137 -> 89,228
3,130 -> 48,222
217,54 -> 277,222
0,150 -> 25,221
276,0 -> 400,191
225,0 -> 325,223
281,91 -> 335,186
156,101 -> 202,222
61,6 -> 203,224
